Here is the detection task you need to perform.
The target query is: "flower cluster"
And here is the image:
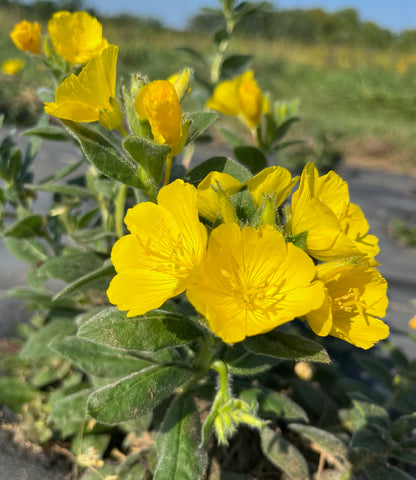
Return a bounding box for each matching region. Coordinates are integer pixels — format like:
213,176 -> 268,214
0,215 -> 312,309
9,10 -> 389,351
108,164 -> 389,349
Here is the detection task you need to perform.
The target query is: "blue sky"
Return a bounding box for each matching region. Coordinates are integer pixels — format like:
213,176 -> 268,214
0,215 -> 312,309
84,0 -> 416,32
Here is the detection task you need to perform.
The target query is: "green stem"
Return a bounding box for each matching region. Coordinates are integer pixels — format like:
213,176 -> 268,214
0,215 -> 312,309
114,184 -> 127,238
211,360 -> 230,399
163,154 -> 173,185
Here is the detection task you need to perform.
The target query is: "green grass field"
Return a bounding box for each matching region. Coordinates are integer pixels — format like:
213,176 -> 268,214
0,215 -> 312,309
1,6 -> 415,174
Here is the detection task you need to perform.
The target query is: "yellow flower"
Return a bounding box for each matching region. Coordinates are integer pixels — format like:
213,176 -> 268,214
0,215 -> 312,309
44,45 -> 122,130
107,180 -> 207,317
48,11 -> 108,64
197,172 -> 243,223
135,80 -> 184,150
291,163 -> 379,262
186,223 -> 325,343
206,70 -> 264,128
305,261 -> 389,349
10,20 -> 41,54
1,58 -> 25,75
245,166 -> 298,209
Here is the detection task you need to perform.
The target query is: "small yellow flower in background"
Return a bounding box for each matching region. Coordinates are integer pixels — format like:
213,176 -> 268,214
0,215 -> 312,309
44,45 -> 122,130
245,166 -> 299,209
10,20 -> 41,54
107,180 -> 207,317
135,80 -> 183,149
186,223 -> 325,343
305,261 -> 389,349
291,162 -> 379,262
1,58 -> 25,76
206,70 -> 264,128
197,172 -> 242,223
48,11 -> 108,64
409,315 -> 416,330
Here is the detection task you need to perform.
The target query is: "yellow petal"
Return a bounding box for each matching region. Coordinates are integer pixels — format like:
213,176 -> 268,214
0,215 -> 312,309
10,20 -> 41,54
187,224 -> 325,343
197,172 -> 242,222
246,166 -> 298,209
206,76 -> 240,116
48,11 -> 106,64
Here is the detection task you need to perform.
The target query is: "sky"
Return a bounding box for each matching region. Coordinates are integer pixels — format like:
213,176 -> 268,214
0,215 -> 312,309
83,0 -> 416,33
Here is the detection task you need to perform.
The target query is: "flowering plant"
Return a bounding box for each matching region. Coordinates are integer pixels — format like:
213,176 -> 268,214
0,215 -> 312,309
1,2 -> 415,479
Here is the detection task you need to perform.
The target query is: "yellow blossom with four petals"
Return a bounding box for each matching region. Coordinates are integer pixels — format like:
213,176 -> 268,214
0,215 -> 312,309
107,180 -> 208,317
10,20 -> 41,54
291,163 -> 379,262
44,45 -> 122,130
187,223 -> 325,343
206,70 -> 264,128
48,11 -> 108,64
305,261 -> 389,349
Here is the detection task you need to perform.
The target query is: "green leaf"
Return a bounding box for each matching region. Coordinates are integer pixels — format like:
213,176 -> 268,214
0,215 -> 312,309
233,146 -> 267,174
223,344 -> 280,375
339,393 -> 390,433
31,360 -> 71,388
22,125 -> 69,141
53,262 -> 115,301
244,331 -> 330,363
218,127 -> 247,148
353,351 -> 392,386
78,307 -> 205,352
52,336 -> 152,378
122,135 -> 170,185
26,183 -> 93,198
261,427 -> 310,480
28,251 -> 104,289
174,47 -> 208,67
3,215 -> 43,238
239,388 -> 309,423
351,423 -> 392,453
0,378 -> 39,412
117,452 -> 150,480
71,433 -> 111,459
184,156 -> 251,185
186,112 -> 218,145
154,394 -> 207,480
289,424 -> 348,465
220,54 -> 253,79
87,365 -> 193,424
19,319 -> 77,360
41,158 -> 84,183
392,413 -> 416,441
3,236 -> 49,263
62,120 -> 143,188
365,462 -> 415,480
49,388 -> 93,436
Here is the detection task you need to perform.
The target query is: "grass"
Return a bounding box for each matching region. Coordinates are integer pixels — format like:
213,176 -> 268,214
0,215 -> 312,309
1,6 -> 415,173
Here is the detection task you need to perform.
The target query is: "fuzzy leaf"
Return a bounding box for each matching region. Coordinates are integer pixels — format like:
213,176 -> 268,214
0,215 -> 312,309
233,146 -> 267,174
186,112 -> 218,145
261,427 -> 310,480
62,120 -> 143,188
0,378 -> 39,412
3,215 -> 43,238
78,307 -> 204,352
3,236 -> 49,263
220,54 -> 253,79
87,365 -> 193,424
244,331 -> 330,363
154,394 -> 207,480
184,156 -> 251,185
52,336 -> 152,378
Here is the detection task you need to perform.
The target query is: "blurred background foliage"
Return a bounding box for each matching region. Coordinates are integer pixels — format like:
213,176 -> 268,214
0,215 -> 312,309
0,0 -> 415,174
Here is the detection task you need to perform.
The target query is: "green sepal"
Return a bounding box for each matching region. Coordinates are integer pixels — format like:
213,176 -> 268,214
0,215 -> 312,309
78,307 -> 205,352
220,54 -> 253,80
154,394 -> 207,480
244,330 -> 331,363
87,365 -> 193,424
